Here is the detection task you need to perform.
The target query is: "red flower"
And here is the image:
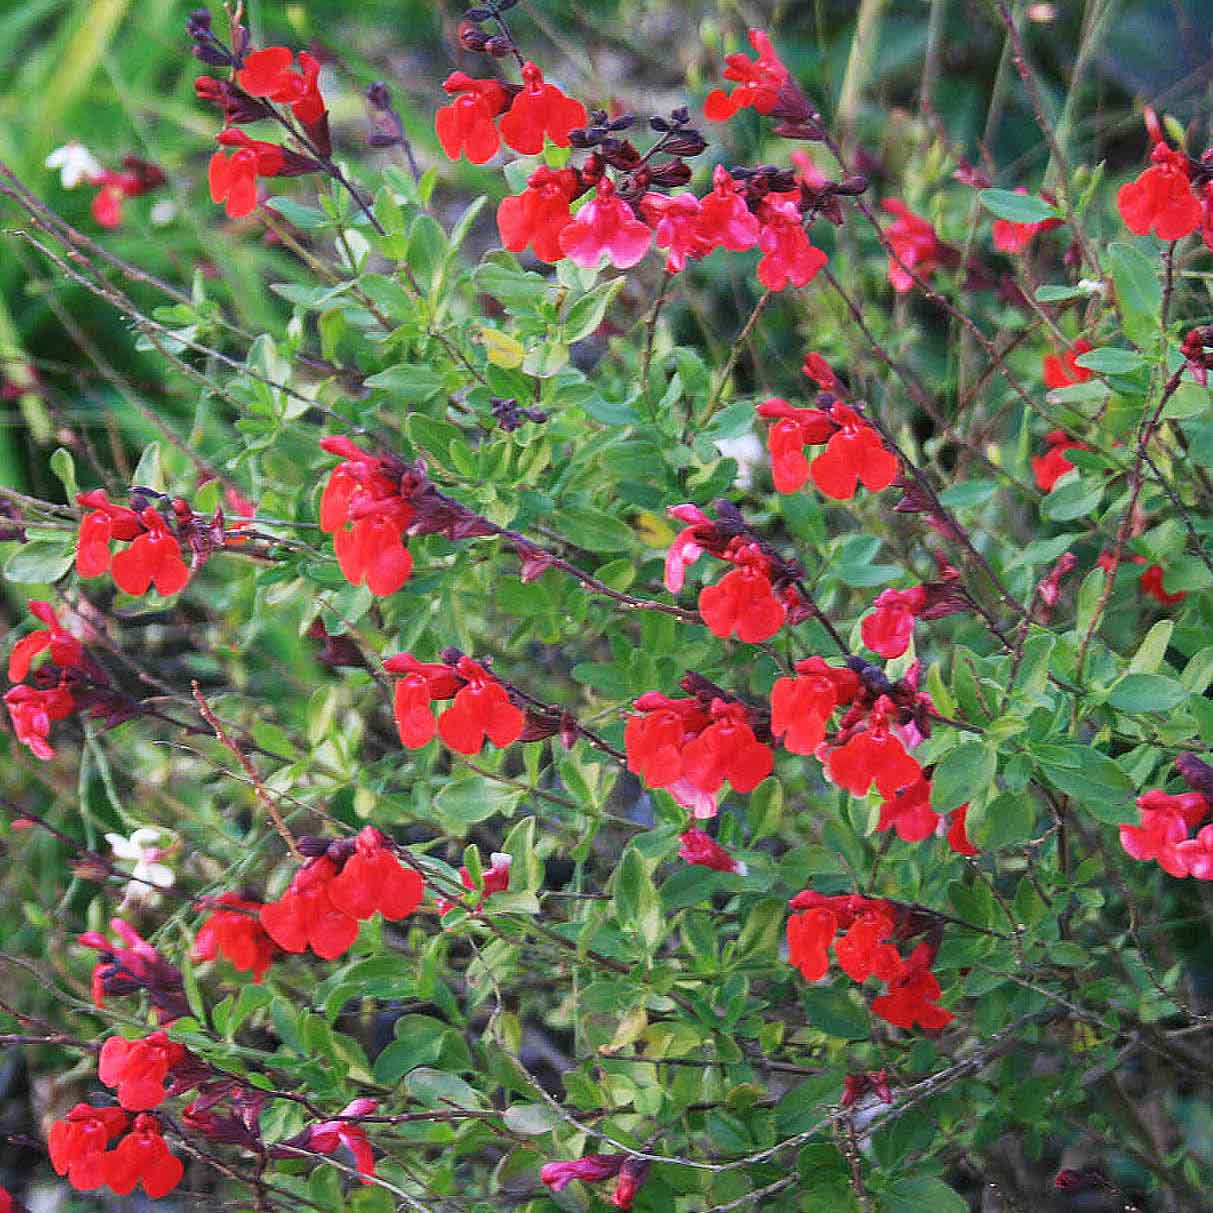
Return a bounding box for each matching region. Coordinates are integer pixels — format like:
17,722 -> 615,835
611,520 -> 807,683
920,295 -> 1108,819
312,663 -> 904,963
1042,340 -> 1094,389
259,856 -> 359,960
755,191 -> 827,291
237,47 -> 327,128
786,890 -> 901,983
541,1154 -> 625,1193
49,1104 -> 130,1191
770,656 -> 859,755
498,62 -> 587,155
208,128 -> 292,219
883,199 -> 946,293
80,919 -> 188,1024
327,826 -> 425,922
947,805 -> 978,856
76,489 -> 142,579
808,403 -> 899,500
1117,143 -> 1201,241
641,192 -> 712,272
680,699 -> 774,799
609,1158 -> 650,1210
875,774 -> 939,843
320,436 -> 416,596
439,850 -> 512,914
106,1113 -> 184,1199
110,507 -> 191,597
192,893 -> 277,982
801,352 -> 838,390
85,161 -> 165,229
704,29 -> 791,122
696,165 -> 760,252
98,1030 -> 186,1111
861,586 -> 928,660
4,683 -> 76,761
697,540 -> 786,643
825,698 -> 922,799
285,1099 -> 378,1182
834,911 -> 902,984
625,692 -> 709,788
558,178 -> 652,270
435,72 -> 509,163
786,904 -> 837,980
1139,562 -> 1186,605
8,601 -> 83,682
678,828 -> 745,874
1119,789 -> 1208,878
497,166 -> 578,262
1176,824 -> 1213,880
755,397 -> 834,494
870,942 -> 953,1030
1031,429 -> 1087,492
991,188 -> 1063,253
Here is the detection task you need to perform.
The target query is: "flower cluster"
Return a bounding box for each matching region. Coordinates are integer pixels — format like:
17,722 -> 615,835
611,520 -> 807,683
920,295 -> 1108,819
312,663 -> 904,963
79,919 -> 189,1024
49,1106 -> 183,1199
193,892 -> 278,981
786,890 -> 953,1031
258,828 -> 424,960
625,675 -> 772,819
386,650 -> 525,755
664,500 -> 808,642
1119,757 -> 1213,879
191,13 -> 326,219
45,142 -> 166,228
757,392 -> 898,500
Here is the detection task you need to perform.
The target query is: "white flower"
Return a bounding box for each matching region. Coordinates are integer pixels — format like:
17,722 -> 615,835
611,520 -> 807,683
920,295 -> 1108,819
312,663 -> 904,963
106,827 -> 175,908
45,142 -> 103,190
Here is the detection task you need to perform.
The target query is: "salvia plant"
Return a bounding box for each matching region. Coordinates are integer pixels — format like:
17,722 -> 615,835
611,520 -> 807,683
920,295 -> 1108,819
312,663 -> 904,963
0,2 -> 1211,1211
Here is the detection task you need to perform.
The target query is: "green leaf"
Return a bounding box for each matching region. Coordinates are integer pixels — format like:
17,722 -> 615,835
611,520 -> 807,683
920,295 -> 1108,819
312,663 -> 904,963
614,847 -> 662,951
931,741 -> 997,813
4,541 -> 73,584
978,188 -> 1059,223
1074,347 -> 1146,374
407,413 -> 465,464
131,441 -> 163,491
366,364 -> 447,401
1041,474 -> 1102,521
1128,620 -> 1173,674
474,259 -> 549,310
433,776 -> 525,829
264,196 -> 330,230
799,983 -> 871,1040
557,506 -> 633,552
1035,284 -> 1087,303
747,777 -> 783,841
967,790 -> 1037,850
502,1103 -> 561,1135
1032,745 -> 1135,823
561,277 -> 625,344
882,1176 -> 968,1213
49,447 -> 78,500
1108,673 -> 1188,714
1107,242 -> 1162,347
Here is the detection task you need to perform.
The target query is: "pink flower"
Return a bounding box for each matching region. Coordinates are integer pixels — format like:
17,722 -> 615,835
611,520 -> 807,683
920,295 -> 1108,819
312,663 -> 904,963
755,191 -> 827,290
697,165 -> 760,252
640,192 -> 711,272
1176,825 -> 1213,880
883,199 -> 947,292
558,179 -> 651,269
678,829 -> 746,874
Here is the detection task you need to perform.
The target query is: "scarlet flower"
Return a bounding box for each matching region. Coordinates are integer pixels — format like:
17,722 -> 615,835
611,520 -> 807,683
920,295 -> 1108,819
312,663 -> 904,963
540,1154 -> 626,1193
1031,429 -> 1087,493
825,698 -> 922,800
326,826 -> 425,922
435,72 -> 509,163
834,911 -> 903,984
770,656 -> 859,755
640,192 -> 712,272
704,28 -> 791,122
558,178 -> 652,270
76,489 -> 142,579
625,692 -> 710,788
87,161 -> 165,229
991,188 -> 1063,253
192,892 -> 277,982
320,436 -> 416,596
98,1030 -> 186,1111
1119,789 -> 1208,878
208,129 -> 289,220
697,540 -> 786,643
861,586 -> 928,660
1176,824 -> 1213,880
439,850 -> 512,914
947,804 -> 978,856
755,397 -> 834,494
279,1099 -> 378,1181
875,775 -> 939,843
786,890 -> 901,983
870,941 -> 954,1030
258,856 -> 359,960
755,191 -> 827,291
110,507 -> 191,597
497,166 -> 578,263
48,1103 -> 130,1191
696,165 -> 760,252
1117,142 -> 1201,241
237,46 -> 327,129
680,699 -> 774,801
808,403 -> 899,500
883,199 -> 946,293
8,601 -> 83,682
1041,340 -> 1094,390
609,1158 -> 650,1209
4,683 -> 76,761
1138,562 -> 1186,606
678,828 -> 745,874
498,61 -> 587,155
801,352 -> 838,391
786,904 -> 837,981
105,1113 -> 184,1199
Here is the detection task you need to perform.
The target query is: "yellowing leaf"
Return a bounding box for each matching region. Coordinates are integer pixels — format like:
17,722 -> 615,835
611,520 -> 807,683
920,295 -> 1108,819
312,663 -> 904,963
632,511 -> 675,548
479,327 -> 524,369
